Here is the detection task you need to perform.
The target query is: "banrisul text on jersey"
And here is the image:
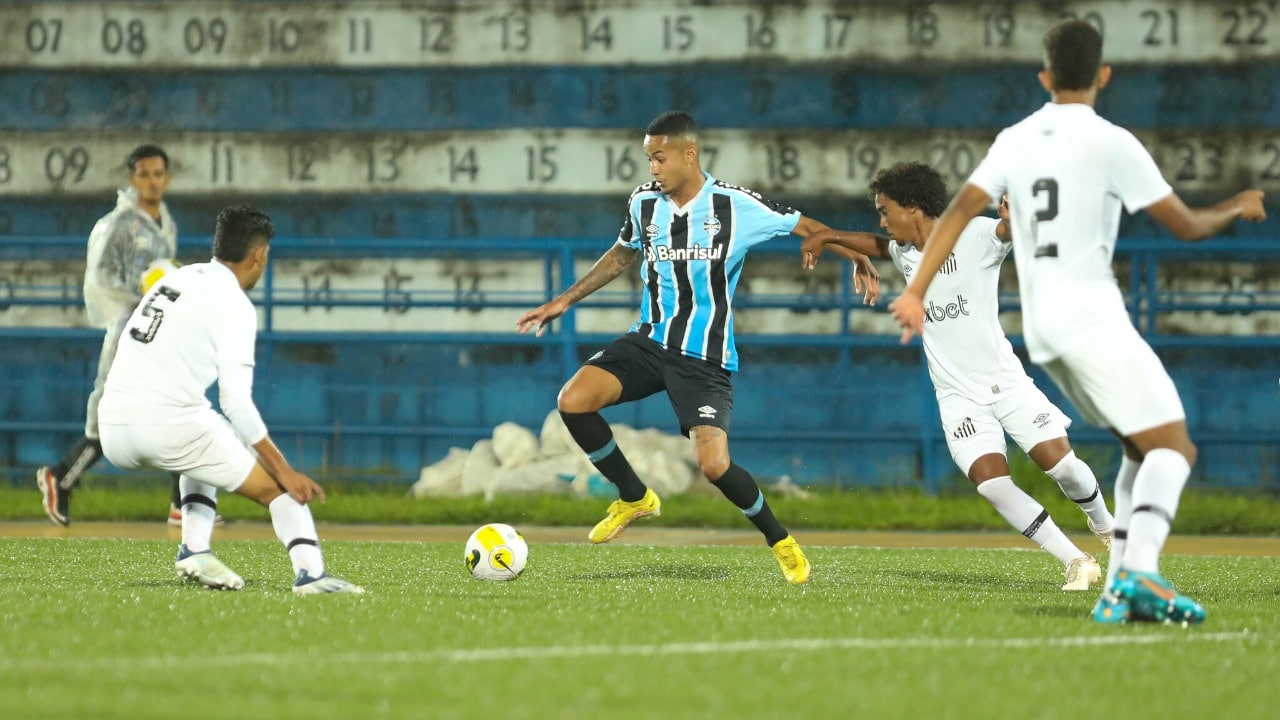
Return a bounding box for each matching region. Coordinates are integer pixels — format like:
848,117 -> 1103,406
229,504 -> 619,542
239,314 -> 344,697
616,173 -> 800,372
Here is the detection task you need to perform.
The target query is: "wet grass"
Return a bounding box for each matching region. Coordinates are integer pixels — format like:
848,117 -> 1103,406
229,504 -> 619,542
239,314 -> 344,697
1,538 -> 1278,719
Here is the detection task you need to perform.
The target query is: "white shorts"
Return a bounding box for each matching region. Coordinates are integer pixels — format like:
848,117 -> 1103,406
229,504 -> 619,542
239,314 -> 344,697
1040,325 -> 1185,436
100,409 -> 255,492
938,381 -> 1073,475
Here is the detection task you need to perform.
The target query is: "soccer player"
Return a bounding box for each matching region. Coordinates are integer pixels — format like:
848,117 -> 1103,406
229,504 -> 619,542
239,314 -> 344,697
802,161 -> 1114,590
37,144 -> 192,527
889,20 -> 1266,623
98,205 -> 363,594
516,111 -> 879,584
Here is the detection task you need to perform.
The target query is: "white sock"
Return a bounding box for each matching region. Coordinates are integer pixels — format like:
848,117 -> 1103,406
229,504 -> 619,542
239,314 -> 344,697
1106,456 -> 1140,590
977,476 -> 1086,567
179,475 -> 217,554
269,494 -> 324,577
1045,451 -> 1114,532
1123,449 -> 1191,574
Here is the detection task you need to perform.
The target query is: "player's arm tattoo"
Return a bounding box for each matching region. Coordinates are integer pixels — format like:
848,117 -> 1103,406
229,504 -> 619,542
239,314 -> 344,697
560,244 -> 638,305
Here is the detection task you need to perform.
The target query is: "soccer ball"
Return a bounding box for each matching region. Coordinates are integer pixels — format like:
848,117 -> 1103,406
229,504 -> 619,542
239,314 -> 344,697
140,258 -> 180,294
464,523 -> 528,581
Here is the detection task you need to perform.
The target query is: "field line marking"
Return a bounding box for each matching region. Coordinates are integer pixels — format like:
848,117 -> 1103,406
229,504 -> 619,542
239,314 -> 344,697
0,630 -> 1262,672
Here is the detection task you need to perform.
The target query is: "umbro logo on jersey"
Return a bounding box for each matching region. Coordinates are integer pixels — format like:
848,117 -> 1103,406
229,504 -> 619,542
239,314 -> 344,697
645,224 -> 660,239
924,294 -> 971,323
698,405 -> 717,419
952,417 -> 976,439
1033,413 -> 1051,428
701,216 -> 722,234
903,264 -> 913,275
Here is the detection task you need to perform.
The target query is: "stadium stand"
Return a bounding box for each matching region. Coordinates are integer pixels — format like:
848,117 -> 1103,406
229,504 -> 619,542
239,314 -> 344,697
1,1 -> 1277,490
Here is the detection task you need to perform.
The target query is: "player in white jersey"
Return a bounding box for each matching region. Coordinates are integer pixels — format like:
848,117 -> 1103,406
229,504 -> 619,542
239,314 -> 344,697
802,161 -> 1113,590
37,145 -> 194,527
890,20 -> 1266,624
99,205 -> 363,594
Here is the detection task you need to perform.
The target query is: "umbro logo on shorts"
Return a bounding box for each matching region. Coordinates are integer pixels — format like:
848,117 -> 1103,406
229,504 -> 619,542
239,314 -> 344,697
1033,413 -> 1051,428
698,405 -> 717,419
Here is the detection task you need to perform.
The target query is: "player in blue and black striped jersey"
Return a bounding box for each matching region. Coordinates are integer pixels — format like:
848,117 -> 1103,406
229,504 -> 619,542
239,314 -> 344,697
517,111 -> 879,584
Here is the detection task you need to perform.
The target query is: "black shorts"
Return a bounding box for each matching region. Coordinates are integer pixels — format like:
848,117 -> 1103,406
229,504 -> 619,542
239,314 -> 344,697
585,332 -> 734,436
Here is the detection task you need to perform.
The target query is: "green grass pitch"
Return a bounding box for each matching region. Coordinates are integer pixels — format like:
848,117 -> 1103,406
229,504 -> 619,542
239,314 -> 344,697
2,538 -> 1278,719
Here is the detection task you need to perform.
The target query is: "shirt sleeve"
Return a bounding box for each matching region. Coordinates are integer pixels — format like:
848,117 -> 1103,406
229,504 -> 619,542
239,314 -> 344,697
973,217 -> 1011,267
886,239 -> 906,275
966,129 -> 1014,203
733,191 -> 802,250
616,197 -> 640,249
215,298 -> 267,445
1110,129 -> 1174,212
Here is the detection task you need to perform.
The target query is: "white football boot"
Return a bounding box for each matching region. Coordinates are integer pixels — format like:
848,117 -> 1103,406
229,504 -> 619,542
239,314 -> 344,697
293,570 -> 365,595
175,545 -> 245,590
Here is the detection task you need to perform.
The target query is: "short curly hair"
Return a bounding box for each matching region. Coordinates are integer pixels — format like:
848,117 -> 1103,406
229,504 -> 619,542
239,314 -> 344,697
868,162 -> 948,218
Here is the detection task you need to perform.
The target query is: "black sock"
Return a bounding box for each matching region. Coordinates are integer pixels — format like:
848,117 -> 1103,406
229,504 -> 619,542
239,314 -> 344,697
712,463 -> 788,546
559,411 -> 647,502
55,437 -> 103,490
171,473 -> 182,507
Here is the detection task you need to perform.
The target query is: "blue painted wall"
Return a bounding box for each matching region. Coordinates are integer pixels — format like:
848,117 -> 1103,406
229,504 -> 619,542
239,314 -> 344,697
3,333 -> 1275,489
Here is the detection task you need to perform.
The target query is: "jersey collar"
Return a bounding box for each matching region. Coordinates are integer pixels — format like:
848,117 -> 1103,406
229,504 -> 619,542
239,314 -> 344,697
670,172 -> 715,216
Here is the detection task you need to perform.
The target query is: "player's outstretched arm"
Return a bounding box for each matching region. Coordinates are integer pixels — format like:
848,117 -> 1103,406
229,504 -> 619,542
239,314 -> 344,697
1144,190 -> 1267,241
793,217 -> 882,305
516,243 -> 639,337
800,229 -> 891,269
890,183 -> 992,342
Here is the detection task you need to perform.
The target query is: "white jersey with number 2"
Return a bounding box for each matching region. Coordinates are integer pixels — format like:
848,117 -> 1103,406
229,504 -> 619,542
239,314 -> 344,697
965,103 -> 1172,363
99,261 -> 268,446
890,217 -> 1028,403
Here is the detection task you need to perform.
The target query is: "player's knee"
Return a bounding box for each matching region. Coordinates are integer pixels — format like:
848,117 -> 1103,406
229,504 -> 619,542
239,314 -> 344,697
556,381 -> 607,414
698,454 -> 731,482
234,464 -> 286,507
241,484 -> 283,508
1180,440 -> 1198,468
556,385 -> 588,414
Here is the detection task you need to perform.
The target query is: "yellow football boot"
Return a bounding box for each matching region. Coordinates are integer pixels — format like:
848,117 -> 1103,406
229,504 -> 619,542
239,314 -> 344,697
771,535 -> 811,584
588,488 -> 661,544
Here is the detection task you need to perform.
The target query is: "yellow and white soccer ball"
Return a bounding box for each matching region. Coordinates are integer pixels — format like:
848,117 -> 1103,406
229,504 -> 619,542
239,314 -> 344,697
464,523 -> 529,581
140,258 -> 180,294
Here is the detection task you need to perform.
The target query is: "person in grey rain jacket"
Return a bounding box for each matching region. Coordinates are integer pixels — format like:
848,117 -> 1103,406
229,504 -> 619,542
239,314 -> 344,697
37,144 -> 186,527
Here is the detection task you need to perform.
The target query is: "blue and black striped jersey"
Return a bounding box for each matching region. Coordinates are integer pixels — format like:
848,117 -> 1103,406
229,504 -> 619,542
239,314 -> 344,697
616,172 -> 801,371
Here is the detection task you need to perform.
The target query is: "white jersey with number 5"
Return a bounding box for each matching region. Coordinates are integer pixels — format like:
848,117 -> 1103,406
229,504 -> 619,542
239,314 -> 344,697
890,217 -> 1028,403
99,261 -> 268,445
965,103 -> 1172,363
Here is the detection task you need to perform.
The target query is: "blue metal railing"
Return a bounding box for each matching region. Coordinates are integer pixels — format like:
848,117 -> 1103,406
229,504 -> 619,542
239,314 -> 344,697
1,235 -> 1277,489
